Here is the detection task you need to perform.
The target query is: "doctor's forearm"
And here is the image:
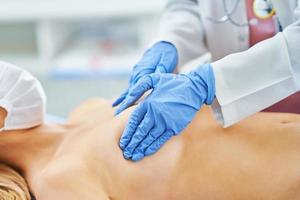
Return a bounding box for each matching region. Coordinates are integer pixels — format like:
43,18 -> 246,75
210,26 -> 300,127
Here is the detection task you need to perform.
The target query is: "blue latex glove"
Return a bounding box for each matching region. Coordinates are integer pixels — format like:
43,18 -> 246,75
115,64 -> 216,161
112,41 -> 178,107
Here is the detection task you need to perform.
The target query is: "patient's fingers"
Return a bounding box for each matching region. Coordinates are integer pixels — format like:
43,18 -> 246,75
144,130 -> 174,157
120,103 -> 147,152
123,112 -> 154,160
130,125 -> 164,161
112,89 -> 128,107
115,76 -> 153,115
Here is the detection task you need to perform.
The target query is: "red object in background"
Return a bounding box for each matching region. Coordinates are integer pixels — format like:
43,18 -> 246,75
246,0 -> 300,114
246,0 -> 276,46
263,93 -> 300,114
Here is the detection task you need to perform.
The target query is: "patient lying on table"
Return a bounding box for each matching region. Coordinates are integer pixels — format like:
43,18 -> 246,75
0,97 -> 300,200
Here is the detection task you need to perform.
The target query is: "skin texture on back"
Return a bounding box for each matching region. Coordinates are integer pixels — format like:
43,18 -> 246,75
1,99 -> 300,200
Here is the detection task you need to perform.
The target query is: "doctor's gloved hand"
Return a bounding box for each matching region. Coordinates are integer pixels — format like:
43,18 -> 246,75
112,41 -> 178,107
115,64 -> 216,161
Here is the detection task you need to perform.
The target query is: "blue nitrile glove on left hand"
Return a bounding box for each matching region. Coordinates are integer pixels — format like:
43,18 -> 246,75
115,64 -> 216,161
112,41 -> 178,107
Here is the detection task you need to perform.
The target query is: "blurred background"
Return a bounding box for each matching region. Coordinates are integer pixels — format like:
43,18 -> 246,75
0,0 -> 165,117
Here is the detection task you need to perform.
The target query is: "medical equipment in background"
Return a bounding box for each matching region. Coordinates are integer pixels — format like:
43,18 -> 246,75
0,61 -> 46,131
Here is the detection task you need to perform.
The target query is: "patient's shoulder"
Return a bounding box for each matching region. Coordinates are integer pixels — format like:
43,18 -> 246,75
67,98 -> 114,124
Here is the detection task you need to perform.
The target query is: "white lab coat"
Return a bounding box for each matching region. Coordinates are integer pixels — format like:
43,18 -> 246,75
155,0 -> 300,127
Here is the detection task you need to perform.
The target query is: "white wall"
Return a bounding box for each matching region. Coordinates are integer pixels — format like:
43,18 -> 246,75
0,0 -> 167,115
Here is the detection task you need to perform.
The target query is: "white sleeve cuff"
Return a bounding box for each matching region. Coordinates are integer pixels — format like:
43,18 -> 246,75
211,33 -> 300,127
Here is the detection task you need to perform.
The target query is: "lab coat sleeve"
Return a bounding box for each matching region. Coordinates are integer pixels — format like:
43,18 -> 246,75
211,19 -> 300,127
154,0 -> 207,67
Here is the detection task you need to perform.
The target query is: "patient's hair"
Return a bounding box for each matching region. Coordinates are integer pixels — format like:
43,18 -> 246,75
0,164 -> 30,200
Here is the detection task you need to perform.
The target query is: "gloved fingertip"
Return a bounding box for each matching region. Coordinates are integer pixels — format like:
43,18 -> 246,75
112,101 -> 120,107
132,153 -> 144,162
112,96 -> 125,107
120,135 -> 130,150
123,150 -> 132,160
119,141 -> 126,150
123,152 -> 132,160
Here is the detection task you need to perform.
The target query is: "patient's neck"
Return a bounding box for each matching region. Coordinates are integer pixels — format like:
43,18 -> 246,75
0,123 -> 64,175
